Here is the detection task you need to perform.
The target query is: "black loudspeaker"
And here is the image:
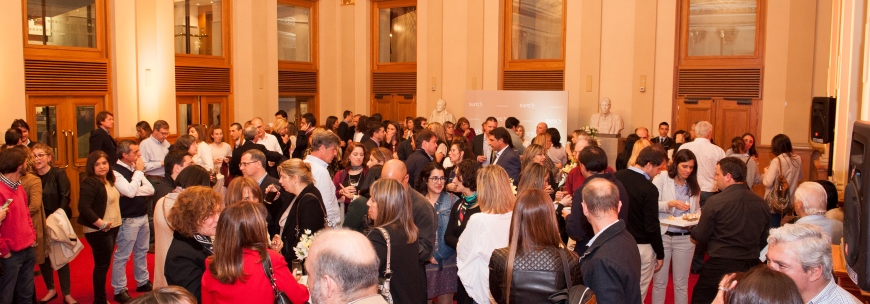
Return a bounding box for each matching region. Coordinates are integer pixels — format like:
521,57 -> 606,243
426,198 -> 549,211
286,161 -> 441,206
811,96 -> 836,144
844,120 -> 870,291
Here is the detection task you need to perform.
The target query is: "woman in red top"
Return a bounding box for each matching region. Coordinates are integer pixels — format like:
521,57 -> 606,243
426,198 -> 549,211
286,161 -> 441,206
201,201 -> 309,304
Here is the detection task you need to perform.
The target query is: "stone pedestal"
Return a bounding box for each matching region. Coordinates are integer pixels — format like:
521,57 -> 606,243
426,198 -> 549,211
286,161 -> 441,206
598,134 -> 620,169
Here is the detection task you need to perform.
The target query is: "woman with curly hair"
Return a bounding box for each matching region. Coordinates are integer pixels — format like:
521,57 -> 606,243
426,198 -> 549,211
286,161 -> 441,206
415,162 -> 459,303
164,186 -> 223,302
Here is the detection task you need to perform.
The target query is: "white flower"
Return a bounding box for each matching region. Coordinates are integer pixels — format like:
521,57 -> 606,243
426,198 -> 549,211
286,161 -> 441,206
293,230 -> 318,261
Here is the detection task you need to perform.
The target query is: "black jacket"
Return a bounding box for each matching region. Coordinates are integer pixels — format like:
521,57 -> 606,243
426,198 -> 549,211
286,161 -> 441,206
279,183 -> 327,263
363,138 -> 380,153
165,231 -> 210,302
229,141 -> 285,177
405,149 -> 433,185
259,175 -> 290,236
489,247 -> 582,304
566,172 -> 630,254
614,169 -> 664,260
367,225 -> 426,304
409,188 -> 436,262
397,138 -> 414,161
579,220 -> 642,303
651,136 -> 674,150
38,167 -> 71,218
77,177 -> 110,229
89,128 -> 118,164
337,121 -> 351,142
444,197 -> 479,249
292,130 -> 311,159
472,134 -> 485,157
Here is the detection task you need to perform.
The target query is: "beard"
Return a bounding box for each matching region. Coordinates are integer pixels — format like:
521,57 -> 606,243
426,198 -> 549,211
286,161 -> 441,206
17,164 -> 26,176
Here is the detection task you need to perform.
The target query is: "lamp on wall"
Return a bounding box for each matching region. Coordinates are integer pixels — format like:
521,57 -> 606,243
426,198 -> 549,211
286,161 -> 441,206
341,0 -> 354,5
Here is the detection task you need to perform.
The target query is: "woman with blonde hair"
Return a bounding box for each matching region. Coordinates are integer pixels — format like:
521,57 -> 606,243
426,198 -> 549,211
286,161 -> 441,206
201,201 -> 309,303
489,189 -> 582,303
531,134 -> 562,184
457,165 -> 516,304
428,122 -> 449,163
366,179 -> 424,304
276,158 -> 327,263
165,186 -> 223,301
187,124 -> 214,172
223,176 -> 262,206
627,138 -> 652,167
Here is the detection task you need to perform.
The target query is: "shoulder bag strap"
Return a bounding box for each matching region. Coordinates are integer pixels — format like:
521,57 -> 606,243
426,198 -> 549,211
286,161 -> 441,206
558,249 -> 572,287
377,227 -> 392,279
262,254 -> 281,293
295,192 -> 329,237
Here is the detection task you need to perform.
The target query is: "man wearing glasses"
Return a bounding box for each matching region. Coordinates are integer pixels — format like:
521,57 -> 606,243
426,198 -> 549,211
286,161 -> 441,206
229,126 -> 285,178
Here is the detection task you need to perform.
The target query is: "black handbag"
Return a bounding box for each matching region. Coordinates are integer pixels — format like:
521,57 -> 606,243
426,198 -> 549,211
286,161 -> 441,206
262,254 -> 293,304
549,249 -> 596,304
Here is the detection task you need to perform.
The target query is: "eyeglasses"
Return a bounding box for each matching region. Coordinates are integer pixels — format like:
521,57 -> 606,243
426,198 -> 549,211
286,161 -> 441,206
33,153 -> 48,159
428,176 -> 447,183
239,161 -> 259,168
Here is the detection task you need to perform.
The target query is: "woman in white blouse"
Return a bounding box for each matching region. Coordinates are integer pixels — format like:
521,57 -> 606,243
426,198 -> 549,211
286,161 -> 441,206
208,125 -> 232,169
763,134 -> 803,227
456,165 -> 516,304
651,149 -> 701,304
187,124 -> 214,172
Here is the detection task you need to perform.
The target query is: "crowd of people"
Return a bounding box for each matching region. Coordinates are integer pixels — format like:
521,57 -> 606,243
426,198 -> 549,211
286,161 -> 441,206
0,111 -> 859,304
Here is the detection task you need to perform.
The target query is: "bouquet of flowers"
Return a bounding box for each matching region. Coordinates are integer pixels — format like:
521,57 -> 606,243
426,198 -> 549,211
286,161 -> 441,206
294,229 -> 316,261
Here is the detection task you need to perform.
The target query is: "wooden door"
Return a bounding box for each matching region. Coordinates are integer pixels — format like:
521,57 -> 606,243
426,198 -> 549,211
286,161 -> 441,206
371,94 -> 416,122
714,99 -> 759,150
371,94 -> 396,121
28,96 -> 106,217
674,97 -> 760,150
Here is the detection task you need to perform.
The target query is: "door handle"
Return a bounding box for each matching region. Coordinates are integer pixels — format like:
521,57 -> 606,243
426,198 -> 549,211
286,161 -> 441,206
67,129 -> 75,167
56,130 -> 69,169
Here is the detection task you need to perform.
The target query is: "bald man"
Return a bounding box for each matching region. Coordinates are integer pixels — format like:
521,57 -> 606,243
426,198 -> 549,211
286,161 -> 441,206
536,122 -> 548,136
306,229 -> 388,304
381,160 -> 436,303
250,117 -> 282,153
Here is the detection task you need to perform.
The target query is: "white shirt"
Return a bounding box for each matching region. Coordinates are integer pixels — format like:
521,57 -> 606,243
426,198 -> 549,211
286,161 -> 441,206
457,212 -> 513,304
678,138 -> 725,192
304,155 -> 340,226
139,136 -> 170,176
587,219 -> 620,246
113,160 -> 155,198
482,139 -> 493,166
257,133 -> 282,154
192,141 -> 214,172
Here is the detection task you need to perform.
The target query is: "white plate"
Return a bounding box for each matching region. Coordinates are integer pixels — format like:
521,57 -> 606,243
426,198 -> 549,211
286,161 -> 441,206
660,217 -> 700,227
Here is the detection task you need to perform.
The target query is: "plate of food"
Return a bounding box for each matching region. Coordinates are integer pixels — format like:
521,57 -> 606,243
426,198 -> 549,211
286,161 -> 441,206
660,213 -> 701,227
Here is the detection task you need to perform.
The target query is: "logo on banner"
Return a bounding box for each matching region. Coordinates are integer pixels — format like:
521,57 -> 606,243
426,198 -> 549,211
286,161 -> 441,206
546,118 -> 562,124
468,102 -> 483,107
520,103 -> 535,109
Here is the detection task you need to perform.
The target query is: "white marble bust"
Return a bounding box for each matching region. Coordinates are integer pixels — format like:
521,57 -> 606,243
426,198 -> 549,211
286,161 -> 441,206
429,99 -> 456,124
589,98 -> 624,135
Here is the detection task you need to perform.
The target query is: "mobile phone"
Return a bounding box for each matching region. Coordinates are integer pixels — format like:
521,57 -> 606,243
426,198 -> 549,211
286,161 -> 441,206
1,198 -> 12,209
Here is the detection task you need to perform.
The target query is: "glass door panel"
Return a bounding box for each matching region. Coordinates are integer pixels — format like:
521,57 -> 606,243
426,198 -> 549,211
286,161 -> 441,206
74,105 -> 95,160
34,106 -> 59,157
278,95 -> 312,126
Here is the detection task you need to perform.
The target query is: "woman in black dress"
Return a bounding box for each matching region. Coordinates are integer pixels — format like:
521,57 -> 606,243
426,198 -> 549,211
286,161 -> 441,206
276,158 -> 327,262
366,179 -> 424,304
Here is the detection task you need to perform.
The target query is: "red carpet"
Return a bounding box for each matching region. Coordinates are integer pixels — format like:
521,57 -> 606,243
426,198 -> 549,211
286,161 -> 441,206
34,238 -> 698,303
34,238 -> 156,303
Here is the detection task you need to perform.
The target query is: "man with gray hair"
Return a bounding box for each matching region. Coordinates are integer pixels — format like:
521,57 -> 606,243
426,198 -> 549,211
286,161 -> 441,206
794,182 -> 843,244
306,229 -> 388,304
304,129 -> 342,226
766,223 -> 860,303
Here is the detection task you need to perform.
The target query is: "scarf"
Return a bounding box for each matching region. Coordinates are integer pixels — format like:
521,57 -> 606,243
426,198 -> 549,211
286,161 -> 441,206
194,234 -> 214,255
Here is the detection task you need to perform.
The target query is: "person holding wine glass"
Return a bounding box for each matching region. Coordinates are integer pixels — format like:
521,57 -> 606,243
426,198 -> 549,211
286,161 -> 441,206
276,159 -> 328,264
650,149 -> 701,304
333,142 -> 368,215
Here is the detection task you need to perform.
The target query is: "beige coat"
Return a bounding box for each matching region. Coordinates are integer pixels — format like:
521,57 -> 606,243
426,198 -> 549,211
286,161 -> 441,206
22,173 -> 47,264
45,209 -> 83,269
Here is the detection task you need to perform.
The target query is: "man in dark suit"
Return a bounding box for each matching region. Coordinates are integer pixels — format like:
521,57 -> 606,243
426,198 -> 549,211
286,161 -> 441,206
337,110 -> 353,144
405,129 -> 437,185
89,111 -> 119,164
293,113 -> 316,159
614,145 -> 667,298
690,157 -> 770,304
472,117 -> 498,166
230,126 -> 285,177
488,127 -> 520,185
240,149 -> 290,236
362,121 -> 385,152
567,146 -> 630,253
578,178 -> 642,303
650,122 -> 674,150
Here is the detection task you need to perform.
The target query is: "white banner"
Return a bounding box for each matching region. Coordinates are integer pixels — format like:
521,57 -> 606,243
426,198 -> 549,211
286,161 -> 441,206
464,90 -> 569,139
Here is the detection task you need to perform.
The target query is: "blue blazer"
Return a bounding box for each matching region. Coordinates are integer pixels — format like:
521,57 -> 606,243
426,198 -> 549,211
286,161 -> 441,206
494,147 -> 521,186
